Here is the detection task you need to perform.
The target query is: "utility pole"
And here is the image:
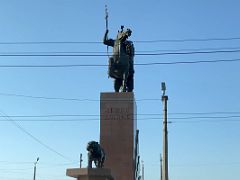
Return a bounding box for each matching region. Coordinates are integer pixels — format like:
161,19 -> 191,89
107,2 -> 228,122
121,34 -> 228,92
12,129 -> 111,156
161,82 -> 169,180
80,153 -> 83,168
160,154 -> 163,180
33,157 -> 39,180
141,160 -> 144,180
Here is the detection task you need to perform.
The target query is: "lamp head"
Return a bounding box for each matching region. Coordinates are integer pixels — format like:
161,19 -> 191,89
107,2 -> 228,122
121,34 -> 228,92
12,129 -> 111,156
161,82 -> 166,96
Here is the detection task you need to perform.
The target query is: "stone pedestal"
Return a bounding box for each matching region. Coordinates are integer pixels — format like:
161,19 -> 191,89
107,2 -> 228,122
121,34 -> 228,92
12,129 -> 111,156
66,168 -> 114,180
100,92 -> 137,180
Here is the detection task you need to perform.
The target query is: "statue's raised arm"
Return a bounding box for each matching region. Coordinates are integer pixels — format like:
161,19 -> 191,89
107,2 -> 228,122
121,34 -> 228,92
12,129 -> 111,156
103,29 -> 115,47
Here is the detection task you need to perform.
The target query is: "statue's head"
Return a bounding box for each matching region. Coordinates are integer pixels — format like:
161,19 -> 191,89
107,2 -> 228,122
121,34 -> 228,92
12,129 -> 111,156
125,28 -> 132,37
117,26 -> 132,41
87,141 -> 98,151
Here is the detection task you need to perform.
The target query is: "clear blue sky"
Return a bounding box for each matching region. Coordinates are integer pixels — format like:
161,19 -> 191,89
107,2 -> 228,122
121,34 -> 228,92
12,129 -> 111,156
0,0 -> 240,180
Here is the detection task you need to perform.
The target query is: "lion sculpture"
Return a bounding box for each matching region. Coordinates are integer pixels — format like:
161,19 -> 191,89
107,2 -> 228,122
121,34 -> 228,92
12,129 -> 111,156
87,141 -> 105,168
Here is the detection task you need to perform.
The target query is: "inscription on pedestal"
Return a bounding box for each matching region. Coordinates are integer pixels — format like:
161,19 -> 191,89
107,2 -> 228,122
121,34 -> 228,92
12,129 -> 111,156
103,107 -> 131,121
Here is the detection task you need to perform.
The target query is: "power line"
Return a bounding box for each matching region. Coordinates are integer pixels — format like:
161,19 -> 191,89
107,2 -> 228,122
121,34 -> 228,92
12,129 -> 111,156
167,111 -> 240,115
149,161 -> 240,167
0,92 -> 100,102
0,161 -> 33,165
0,58 -> 239,68
0,119 -> 239,123
136,49 -> 240,56
1,111 -> 240,118
1,36 -> 240,45
137,46 -> 240,53
170,115 -> 240,120
0,49 -> 240,57
170,119 -> 240,123
0,160 -> 78,167
0,110 -> 72,161
0,64 -> 107,68
0,114 -> 99,118
0,118 -> 100,122
134,37 -> 240,43
136,58 -> 240,66
1,46 -> 240,54
1,115 -> 240,122
0,46 -> 239,57
0,92 -> 161,102
0,168 -> 32,171
0,41 -> 101,45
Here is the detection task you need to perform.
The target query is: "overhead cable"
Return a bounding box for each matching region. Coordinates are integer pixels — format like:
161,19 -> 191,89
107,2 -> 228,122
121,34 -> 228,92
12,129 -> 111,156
0,111 -> 72,161
0,58 -> 239,68
0,92 -> 161,102
0,49 -> 240,57
1,46 -> 240,54
0,116 -> 240,122
0,36 -> 240,45
1,111 -> 240,118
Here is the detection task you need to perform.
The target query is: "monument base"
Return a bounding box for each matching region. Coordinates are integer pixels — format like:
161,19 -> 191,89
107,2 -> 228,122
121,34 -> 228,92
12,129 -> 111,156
66,168 -> 114,180
100,92 -> 137,180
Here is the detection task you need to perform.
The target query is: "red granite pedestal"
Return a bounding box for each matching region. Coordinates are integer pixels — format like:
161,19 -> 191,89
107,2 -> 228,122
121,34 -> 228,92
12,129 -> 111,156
100,92 -> 137,180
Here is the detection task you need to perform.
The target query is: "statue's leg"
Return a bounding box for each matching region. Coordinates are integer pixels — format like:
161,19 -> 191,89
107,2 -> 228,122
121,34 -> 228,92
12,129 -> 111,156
114,78 -> 122,92
127,75 -> 134,92
100,156 -> 105,168
95,159 -> 102,168
122,74 -> 127,92
101,149 -> 105,168
87,152 -> 92,168
94,159 -> 98,168
119,72 -> 128,92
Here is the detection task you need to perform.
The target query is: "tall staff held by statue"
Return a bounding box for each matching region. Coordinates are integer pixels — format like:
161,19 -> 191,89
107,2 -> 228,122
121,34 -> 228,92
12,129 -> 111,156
105,5 -> 109,56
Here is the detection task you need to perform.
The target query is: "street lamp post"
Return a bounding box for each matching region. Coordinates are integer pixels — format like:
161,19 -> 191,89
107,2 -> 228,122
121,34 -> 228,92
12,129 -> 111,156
161,82 -> 169,180
33,157 -> 39,180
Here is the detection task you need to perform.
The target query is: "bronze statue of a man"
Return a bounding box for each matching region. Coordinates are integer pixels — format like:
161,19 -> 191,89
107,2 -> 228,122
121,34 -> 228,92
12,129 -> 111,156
103,26 -> 135,92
